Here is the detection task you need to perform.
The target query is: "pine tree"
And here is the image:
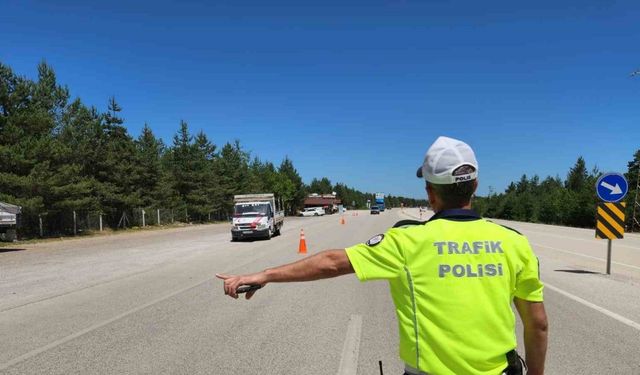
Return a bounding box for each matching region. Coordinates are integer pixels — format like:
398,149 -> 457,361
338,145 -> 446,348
537,176 -> 565,224
246,157 -> 266,193
0,61 -> 68,234
216,141 -> 250,217
49,98 -> 101,232
247,158 -> 280,194
277,157 -> 305,215
308,177 -> 333,194
135,124 -> 166,208
187,131 -> 218,220
167,121 -> 197,219
566,157 -> 588,192
95,97 -> 141,225
624,150 -> 640,231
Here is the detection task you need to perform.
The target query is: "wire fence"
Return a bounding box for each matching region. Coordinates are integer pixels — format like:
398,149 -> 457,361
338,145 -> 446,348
15,208 -> 231,239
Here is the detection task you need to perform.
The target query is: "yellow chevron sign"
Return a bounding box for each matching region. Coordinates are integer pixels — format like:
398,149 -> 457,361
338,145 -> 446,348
595,202 -> 626,239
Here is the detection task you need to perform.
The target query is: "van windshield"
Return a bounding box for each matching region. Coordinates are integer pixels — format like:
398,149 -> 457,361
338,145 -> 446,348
234,203 -> 269,216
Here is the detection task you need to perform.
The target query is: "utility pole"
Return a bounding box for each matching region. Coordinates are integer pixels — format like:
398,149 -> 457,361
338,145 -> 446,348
632,161 -> 640,232
630,71 -> 640,231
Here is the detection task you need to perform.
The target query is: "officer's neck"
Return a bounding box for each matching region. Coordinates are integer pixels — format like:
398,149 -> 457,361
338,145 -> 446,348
433,202 -> 473,213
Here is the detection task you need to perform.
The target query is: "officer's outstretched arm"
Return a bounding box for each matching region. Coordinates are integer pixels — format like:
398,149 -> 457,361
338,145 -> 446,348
514,298 -> 548,375
216,250 -> 354,299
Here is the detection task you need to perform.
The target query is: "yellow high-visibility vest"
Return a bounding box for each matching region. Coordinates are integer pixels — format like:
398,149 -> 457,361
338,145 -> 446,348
346,209 -> 543,375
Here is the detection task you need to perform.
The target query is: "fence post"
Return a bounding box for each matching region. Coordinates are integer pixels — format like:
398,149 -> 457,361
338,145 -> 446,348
73,210 -> 77,235
142,209 -> 146,227
99,213 -> 103,231
39,214 -> 43,237
157,209 -> 161,226
208,212 -> 211,222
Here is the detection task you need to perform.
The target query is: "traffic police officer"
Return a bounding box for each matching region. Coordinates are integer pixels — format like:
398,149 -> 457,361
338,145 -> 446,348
217,136 -> 548,375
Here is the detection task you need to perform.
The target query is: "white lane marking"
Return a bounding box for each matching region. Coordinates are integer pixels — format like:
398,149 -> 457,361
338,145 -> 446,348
533,243 -> 640,271
0,277 -> 212,371
404,210 -> 640,268
545,283 -> 640,332
515,229 -> 638,250
336,314 -> 363,375
0,244 -> 287,371
405,211 -> 639,250
496,219 -> 640,240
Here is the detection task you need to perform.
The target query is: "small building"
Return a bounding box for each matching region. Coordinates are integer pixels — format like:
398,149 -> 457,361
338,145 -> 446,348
303,194 -> 342,214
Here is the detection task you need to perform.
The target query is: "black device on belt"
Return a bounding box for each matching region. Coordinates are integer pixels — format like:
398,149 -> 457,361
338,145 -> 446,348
502,349 -> 525,375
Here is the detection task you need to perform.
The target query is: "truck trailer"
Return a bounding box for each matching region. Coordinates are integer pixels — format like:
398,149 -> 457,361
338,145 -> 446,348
375,192 -> 385,212
231,194 -> 284,240
0,202 -> 21,242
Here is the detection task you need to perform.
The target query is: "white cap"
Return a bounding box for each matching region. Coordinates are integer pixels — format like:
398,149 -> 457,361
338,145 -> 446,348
416,136 -> 478,184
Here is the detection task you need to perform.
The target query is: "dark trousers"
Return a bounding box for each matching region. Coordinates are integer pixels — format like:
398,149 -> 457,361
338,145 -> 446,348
403,368 -> 514,375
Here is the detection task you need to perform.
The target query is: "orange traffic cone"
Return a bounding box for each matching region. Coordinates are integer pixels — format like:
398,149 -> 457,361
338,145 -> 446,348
340,216 -> 345,225
298,229 -> 307,254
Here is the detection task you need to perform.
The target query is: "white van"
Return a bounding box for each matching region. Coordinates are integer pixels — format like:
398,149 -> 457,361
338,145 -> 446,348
231,194 -> 284,240
299,207 -> 325,217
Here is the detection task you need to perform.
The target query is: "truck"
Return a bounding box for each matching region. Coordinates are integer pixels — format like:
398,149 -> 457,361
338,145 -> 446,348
0,201 -> 21,242
231,194 -> 284,241
375,192 -> 385,212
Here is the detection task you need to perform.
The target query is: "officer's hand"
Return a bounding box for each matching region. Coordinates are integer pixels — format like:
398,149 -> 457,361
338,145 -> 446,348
215,273 -> 266,300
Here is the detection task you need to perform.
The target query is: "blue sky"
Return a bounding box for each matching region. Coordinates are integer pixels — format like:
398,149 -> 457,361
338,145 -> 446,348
2,0 -> 640,198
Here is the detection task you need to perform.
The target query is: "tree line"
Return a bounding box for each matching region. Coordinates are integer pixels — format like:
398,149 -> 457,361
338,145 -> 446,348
0,61 -> 426,237
306,176 -> 428,209
473,154 -> 640,230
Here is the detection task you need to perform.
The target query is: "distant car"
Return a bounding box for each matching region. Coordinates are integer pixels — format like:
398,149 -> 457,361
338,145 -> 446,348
300,207 -> 325,217
370,206 -> 380,215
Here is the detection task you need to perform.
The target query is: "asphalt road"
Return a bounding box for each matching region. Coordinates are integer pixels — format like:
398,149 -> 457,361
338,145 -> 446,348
1,209 -> 639,374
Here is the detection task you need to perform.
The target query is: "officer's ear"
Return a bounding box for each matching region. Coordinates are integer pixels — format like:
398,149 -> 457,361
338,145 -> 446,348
426,182 -> 437,207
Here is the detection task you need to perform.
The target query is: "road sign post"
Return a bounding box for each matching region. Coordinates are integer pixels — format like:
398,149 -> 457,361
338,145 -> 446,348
596,202 -> 626,274
595,173 -> 628,275
606,239 -> 612,275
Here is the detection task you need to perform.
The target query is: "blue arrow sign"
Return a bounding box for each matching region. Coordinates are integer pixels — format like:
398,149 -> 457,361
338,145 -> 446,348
596,173 -> 628,202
